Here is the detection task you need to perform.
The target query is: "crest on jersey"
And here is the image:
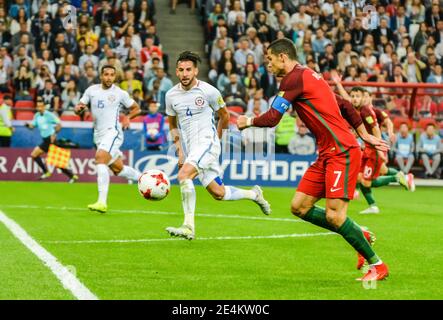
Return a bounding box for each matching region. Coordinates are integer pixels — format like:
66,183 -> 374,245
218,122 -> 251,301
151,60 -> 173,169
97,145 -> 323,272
195,96 -> 205,107
108,95 -> 116,102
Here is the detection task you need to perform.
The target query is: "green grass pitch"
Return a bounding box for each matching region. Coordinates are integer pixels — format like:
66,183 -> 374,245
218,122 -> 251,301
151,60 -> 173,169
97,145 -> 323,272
0,181 -> 442,300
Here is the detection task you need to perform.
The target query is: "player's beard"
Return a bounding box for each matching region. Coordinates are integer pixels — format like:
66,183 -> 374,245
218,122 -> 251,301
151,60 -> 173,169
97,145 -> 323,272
102,80 -> 113,89
180,76 -> 196,89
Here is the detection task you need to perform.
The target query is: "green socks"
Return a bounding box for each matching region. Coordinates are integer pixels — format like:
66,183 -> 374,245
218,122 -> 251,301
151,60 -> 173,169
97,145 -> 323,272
337,217 -> 380,264
302,207 -> 380,264
302,206 -> 336,232
387,167 -> 398,176
371,175 -> 397,188
359,183 -> 376,206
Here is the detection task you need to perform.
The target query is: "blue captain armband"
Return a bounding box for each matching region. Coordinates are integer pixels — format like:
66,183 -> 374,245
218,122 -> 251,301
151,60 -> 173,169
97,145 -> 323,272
271,95 -> 291,114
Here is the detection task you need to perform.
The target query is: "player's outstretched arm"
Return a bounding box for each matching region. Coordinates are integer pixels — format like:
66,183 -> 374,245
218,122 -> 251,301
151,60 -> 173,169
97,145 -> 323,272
237,107 -> 283,130
216,107 -> 230,139
330,70 -> 351,102
355,124 -> 390,152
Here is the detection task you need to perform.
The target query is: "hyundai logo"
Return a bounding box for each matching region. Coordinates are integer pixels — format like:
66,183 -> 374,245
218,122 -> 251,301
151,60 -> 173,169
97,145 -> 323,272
135,154 -> 178,181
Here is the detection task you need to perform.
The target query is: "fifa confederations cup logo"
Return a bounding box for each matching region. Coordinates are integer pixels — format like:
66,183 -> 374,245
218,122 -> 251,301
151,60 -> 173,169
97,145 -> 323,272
62,4 -> 78,30
362,5 -> 379,31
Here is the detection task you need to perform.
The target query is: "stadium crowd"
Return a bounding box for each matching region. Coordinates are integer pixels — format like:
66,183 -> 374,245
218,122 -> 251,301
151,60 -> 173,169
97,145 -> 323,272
0,0 -> 442,177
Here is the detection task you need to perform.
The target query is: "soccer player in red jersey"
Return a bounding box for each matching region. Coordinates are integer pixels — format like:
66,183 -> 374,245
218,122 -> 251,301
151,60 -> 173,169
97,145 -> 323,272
237,38 -> 389,281
333,80 -> 415,215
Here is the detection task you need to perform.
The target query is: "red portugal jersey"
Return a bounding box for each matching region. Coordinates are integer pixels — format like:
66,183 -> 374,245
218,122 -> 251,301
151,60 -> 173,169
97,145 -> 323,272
270,65 -> 359,155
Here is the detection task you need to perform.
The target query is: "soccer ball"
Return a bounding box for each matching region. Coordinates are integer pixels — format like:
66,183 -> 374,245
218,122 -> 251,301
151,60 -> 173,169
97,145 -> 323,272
138,169 -> 171,201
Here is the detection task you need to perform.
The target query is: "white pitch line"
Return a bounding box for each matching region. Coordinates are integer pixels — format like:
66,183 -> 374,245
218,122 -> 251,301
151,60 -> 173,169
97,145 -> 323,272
0,210 -> 98,300
42,232 -> 335,244
0,204 -> 302,223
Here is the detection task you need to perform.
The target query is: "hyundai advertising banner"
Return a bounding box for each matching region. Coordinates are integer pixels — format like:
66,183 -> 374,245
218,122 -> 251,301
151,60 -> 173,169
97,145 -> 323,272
0,148 -> 316,187
0,148 -> 130,183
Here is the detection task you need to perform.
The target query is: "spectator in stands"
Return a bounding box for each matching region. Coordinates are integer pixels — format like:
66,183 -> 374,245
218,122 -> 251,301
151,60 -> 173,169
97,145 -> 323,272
268,1 -> 290,31
234,37 -> 256,72
427,64 -> 443,84
246,89 -> 267,115
418,123 -> 442,178
288,122 -> 316,156
0,20 -> 11,48
61,80 -> 81,115
259,64 -> 277,100
0,95 -> 13,147
227,0 -> 246,27
403,52 -> 427,82
143,100 -> 166,151
426,3 -> 443,31
350,18 -> 366,52
95,1 -> 113,26
389,64 -> 409,83
0,57 -> 9,92
57,64 -> 77,91
223,73 -> 247,107
312,29 -> 331,56
390,5 -> 411,32
147,67 -> 173,96
120,69 -> 143,97
38,79 -> 60,112
140,35 -> 163,65
246,0 -> 267,26
76,23 -> 98,53
290,4 -> 311,29
13,46 -> 33,72
99,25 -> 118,50
143,55 -> 163,83
229,13 -> 249,44
337,42 -> 358,72
372,17 -> 395,48
10,8 -> 30,36
318,43 -> 337,72
217,60 -> 237,93
145,79 -> 165,114
253,12 -> 274,43
79,44 -> 99,73
132,88 -> 143,107
13,64 -> 33,101
359,46 -> 377,74
210,38 -> 228,75
394,123 -> 415,174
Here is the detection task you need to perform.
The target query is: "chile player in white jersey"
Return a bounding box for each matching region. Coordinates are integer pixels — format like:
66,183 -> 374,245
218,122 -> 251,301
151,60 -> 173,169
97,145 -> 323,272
74,65 -> 142,213
165,51 -> 271,240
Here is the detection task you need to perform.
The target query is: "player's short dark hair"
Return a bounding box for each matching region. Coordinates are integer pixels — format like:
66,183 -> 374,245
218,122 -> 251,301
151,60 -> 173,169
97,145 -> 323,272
350,86 -> 366,94
3,94 -> 12,101
101,64 -> 116,74
176,51 -> 201,67
267,38 -> 297,60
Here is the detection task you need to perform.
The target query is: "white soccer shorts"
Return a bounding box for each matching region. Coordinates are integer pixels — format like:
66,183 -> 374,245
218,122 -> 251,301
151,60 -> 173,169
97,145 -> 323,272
185,142 -> 222,187
94,130 -> 123,165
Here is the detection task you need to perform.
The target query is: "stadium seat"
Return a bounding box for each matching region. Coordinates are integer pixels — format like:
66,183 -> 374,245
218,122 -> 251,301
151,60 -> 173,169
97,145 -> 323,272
15,111 -> 34,120
60,114 -> 82,121
392,117 -> 410,130
417,118 -> 437,130
14,100 -> 35,109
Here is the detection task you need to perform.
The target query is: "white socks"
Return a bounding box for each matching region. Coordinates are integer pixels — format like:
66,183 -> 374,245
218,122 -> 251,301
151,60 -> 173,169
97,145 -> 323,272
118,165 -> 142,181
97,164 -> 110,204
180,179 -> 196,230
222,186 -> 257,201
